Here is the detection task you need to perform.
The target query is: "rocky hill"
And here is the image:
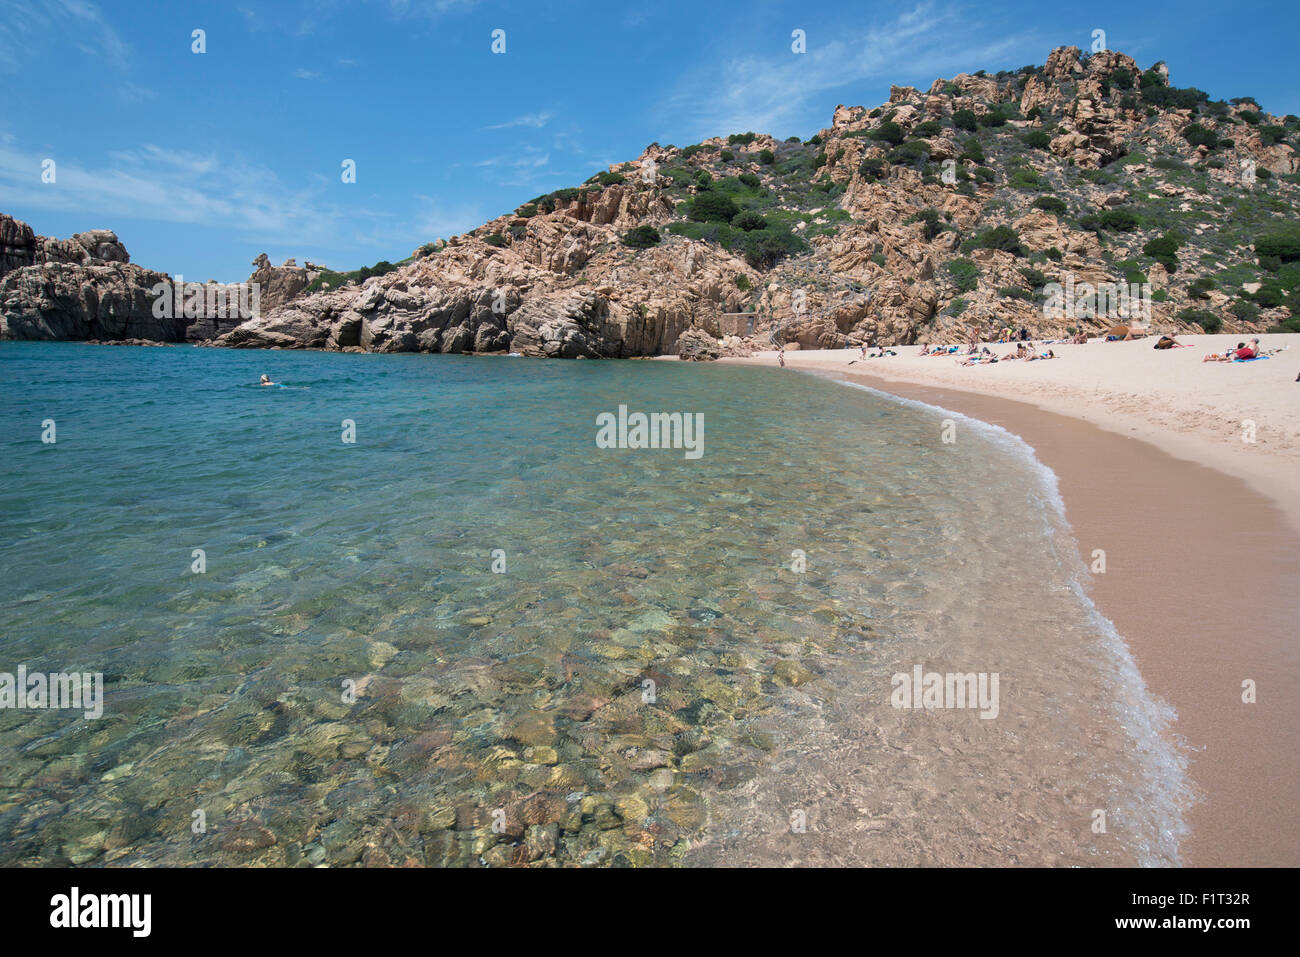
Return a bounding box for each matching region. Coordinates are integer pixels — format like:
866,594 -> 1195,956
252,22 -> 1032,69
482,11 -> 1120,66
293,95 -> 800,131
5,45 -> 1300,355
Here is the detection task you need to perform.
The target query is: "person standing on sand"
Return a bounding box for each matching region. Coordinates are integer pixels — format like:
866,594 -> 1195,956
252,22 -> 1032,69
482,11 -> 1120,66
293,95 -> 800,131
778,349 -> 786,368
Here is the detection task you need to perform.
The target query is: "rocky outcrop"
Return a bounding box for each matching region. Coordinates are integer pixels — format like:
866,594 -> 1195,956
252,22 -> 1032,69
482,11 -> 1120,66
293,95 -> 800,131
0,214 -> 323,343
1,214 -> 38,278
1,214 -> 131,281
246,253 -> 313,314
507,291 -> 614,358
0,261 -> 180,341
0,214 -> 181,341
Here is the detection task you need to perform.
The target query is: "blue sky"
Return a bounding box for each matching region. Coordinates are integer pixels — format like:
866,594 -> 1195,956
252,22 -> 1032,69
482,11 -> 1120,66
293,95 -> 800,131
2,0 -> 1298,281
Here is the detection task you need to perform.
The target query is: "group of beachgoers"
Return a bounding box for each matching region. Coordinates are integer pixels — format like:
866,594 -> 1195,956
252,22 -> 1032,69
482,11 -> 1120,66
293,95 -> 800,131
914,336 -> 1058,365
772,327 -> 1289,375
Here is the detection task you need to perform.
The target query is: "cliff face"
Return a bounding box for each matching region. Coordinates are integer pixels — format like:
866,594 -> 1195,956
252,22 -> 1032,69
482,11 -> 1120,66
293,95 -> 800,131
0,215 -> 320,343
5,44 -> 1300,353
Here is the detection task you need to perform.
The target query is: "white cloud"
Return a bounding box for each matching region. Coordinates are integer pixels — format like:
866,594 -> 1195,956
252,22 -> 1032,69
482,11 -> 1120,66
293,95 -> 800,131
0,139 -> 353,246
0,0 -> 133,72
659,3 -> 1046,140
293,68 -> 322,80
484,111 -> 554,131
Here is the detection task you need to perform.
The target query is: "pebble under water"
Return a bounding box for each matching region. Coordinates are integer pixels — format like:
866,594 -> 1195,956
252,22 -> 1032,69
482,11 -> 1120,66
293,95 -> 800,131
0,342 -> 1188,866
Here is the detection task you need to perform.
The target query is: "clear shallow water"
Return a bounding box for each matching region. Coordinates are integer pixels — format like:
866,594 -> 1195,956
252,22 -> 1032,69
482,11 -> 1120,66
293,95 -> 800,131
0,342 -> 1187,866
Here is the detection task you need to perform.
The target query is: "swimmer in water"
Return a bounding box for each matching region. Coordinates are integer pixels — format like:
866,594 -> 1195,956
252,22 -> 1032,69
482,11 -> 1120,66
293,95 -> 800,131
260,374 -> 275,386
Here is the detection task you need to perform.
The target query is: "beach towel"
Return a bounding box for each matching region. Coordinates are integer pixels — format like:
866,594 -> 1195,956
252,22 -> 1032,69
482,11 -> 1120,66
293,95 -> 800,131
1233,356 -> 1269,362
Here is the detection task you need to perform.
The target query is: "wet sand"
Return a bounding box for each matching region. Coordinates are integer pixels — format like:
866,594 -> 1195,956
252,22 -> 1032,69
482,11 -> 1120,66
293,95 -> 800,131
723,356 -> 1300,867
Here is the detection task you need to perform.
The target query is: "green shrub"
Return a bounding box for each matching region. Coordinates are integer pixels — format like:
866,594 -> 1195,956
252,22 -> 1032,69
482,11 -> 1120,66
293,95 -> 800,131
483,234 -> 507,247
1019,266 -> 1049,288
911,207 -> 944,241
759,148 -> 775,165
1143,232 -> 1183,272
1258,125 -> 1286,146
1182,123 -> 1219,149
960,139 -> 986,163
731,210 -> 768,231
887,140 -> 931,167
974,165 -> 995,182
1100,208 -> 1140,231
689,192 -> 740,223
947,257 -> 980,292
518,203 -> 538,218
1187,276 -> 1215,299
733,227 -> 806,270
1256,225 -> 1300,263
1032,196 -> 1068,216
1177,308 -> 1221,331
720,149 -> 735,162
596,171 -> 626,186
812,151 -> 828,168
695,170 -> 713,189
1023,129 -> 1052,149
998,286 -> 1033,300
870,121 -> 905,145
914,120 -> 943,137
1231,299 -> 1260,322
735,274 -> 751,291
621,225 -> 661,248
727,132 -> 757,146
1009,167 -> 1045,190
859,157 -> 887,180
738,172 -> 761,189
1045,246 -> 1063,261
967,225 -> 1026,256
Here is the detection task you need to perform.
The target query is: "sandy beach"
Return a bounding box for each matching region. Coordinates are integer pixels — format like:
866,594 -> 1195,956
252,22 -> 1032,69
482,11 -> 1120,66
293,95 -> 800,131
721,333 -> 1300,866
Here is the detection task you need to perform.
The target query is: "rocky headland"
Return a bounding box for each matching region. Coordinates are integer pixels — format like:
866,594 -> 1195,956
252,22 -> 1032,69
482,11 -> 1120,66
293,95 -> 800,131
4,45 -> 1299,358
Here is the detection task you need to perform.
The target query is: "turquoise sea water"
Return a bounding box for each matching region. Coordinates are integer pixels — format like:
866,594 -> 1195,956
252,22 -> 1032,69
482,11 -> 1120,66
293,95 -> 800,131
0,342 -> 1187,866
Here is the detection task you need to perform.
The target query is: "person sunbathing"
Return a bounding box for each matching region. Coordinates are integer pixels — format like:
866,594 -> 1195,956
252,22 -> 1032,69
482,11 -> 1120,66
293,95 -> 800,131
1204,342 -> 1245,362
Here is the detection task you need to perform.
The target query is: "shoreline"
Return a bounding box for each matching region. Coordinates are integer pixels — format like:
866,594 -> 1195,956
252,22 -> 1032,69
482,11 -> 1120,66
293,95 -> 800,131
720,350 -> 1300,867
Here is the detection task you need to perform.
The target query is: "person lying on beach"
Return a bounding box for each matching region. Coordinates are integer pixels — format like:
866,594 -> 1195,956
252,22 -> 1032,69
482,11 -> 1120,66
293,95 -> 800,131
1154,335 -> 1177,350
1203,343 -> 1245,362
1072,331 -> 1088,344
